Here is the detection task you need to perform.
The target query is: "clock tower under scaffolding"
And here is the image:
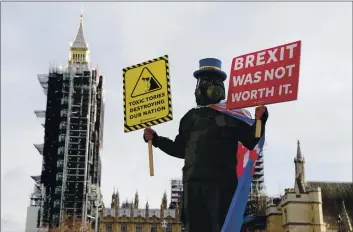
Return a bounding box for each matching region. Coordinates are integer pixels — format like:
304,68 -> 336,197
29,12 -> 105,230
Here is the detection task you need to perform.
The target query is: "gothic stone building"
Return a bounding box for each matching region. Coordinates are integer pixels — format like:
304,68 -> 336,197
100,190 -> 182,232
266,141 -> 353,232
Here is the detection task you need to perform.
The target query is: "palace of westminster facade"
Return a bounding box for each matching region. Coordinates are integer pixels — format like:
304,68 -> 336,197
99,189 -> 182,232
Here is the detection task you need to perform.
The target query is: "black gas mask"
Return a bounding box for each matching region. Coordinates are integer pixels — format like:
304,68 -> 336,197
195,76 -> 225,106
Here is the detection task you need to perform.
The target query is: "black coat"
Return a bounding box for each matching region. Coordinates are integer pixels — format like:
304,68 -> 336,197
151,107 -> 267,183
148,106 -> 268,229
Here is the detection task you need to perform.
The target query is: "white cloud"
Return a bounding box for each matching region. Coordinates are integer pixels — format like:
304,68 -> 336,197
1,2 -> 351,231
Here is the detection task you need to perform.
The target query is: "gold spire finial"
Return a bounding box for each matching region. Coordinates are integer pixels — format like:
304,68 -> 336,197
296,140 -> 303,160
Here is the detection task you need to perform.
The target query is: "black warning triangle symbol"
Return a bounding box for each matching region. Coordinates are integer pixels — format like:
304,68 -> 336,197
131,67 -> 162,98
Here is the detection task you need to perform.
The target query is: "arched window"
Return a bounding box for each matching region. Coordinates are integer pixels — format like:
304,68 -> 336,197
59,121 -> 67,129
121,224 -> 127,232
57,146 -> 64,154
53,200 -> 60,208
56,173 -> 63,181
55,186 -> 62,194
60,109 -> 67,117
57,159 -> 64,168
136,225 -> 142,232
105,224 -> 112,232
151,224 -> 157,232
166,224 -> 172,232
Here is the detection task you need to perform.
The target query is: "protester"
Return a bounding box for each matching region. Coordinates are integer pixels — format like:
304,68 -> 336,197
143,58 -> 268,232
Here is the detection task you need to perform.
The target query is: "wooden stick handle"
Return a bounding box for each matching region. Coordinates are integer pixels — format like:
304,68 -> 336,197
148,140 -> 154,176
255,119 -> 262,138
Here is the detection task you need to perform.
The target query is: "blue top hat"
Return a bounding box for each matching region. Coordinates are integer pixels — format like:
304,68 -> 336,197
193,58 -> 227,81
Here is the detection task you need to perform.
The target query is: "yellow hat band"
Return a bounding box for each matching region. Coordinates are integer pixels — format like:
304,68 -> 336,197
200,66 -> 221,70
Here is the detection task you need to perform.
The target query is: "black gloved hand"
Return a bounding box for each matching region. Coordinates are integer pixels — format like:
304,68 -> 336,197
143,128 -> 158,143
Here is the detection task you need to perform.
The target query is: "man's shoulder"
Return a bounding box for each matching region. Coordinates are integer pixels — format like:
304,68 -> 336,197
180,108 -> 196,122
183,106 -> 219,117
179,107 -> 224,124
178,108 -> 200,126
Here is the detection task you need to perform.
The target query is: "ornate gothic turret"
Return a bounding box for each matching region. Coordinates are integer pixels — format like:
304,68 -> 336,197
134,191 -> 139,209
114,189 -> 119,217
130,200 -> 134,217
145,201 -> 149,218
160,204 -> 164,219
162,192 -> 168,210
111,188 -> 116,208
294,140 -> 306,194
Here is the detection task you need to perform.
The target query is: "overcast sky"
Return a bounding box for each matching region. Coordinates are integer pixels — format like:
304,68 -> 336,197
1,2 -> 352,232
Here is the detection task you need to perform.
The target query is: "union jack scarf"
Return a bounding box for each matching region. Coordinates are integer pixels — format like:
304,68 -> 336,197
208,101 -> 265,232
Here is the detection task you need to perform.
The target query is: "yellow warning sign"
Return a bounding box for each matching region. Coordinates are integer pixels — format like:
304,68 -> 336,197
123,55 -> 173,133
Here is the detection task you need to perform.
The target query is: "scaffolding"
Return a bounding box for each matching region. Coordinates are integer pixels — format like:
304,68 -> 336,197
38,68 -> 66,228
51,64 -> 103,231
33,144 -> 44,155
36,64 -> 100,229
58,65 -> 92,225
169,179 -> 183,209
251,150 -> 265,193
34,110 -> 46,118
37,74 -> 49,95
32,12 -> 104,230
30,176 -> 43,206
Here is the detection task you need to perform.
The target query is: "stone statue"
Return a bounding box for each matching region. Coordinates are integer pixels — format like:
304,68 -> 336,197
143,58 -> 268,232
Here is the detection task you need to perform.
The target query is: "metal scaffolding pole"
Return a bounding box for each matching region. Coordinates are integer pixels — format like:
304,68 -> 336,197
60,70 -> 74,224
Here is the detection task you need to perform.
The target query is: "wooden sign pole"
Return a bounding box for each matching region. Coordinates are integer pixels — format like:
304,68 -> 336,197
148,128 -> 154,176
255,119 -> 262,138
